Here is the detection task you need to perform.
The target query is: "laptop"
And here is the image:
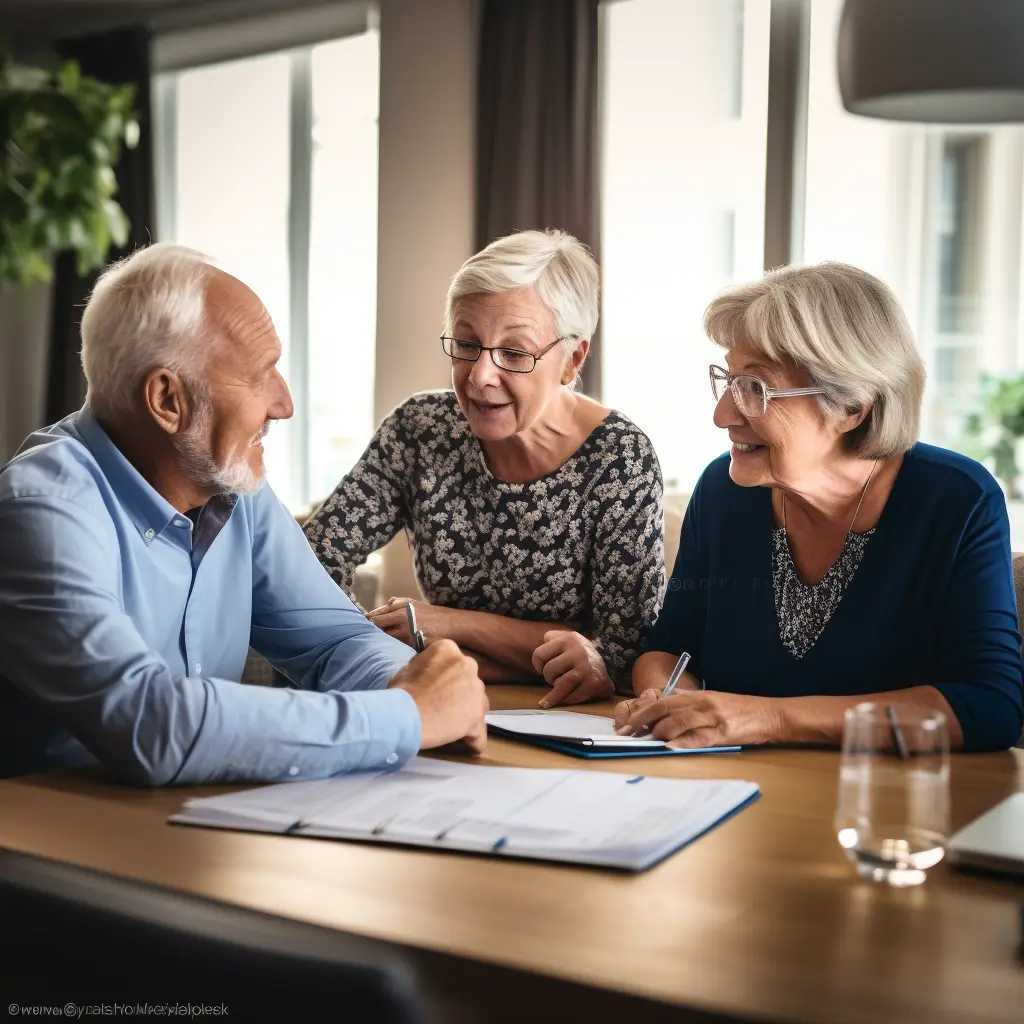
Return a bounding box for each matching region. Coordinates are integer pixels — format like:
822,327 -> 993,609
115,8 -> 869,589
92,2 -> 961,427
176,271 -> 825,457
948,793 -> 1024,879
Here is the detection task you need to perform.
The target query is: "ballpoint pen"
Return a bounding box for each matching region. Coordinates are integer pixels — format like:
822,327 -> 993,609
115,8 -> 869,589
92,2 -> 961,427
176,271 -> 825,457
661,650 -> 692,698
405,602 -> 427,653
886,705 -> 910,760
634,650 -> 692,734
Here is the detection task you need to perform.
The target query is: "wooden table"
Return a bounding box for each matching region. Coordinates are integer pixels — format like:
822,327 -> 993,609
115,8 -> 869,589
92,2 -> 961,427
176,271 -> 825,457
1,685 -> 1023,1023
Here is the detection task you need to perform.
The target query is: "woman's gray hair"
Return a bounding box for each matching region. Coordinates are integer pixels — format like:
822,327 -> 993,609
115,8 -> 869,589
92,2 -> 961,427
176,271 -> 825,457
444,228 -> 600,359
81,242 -> 216,421
703,262 -> 926,458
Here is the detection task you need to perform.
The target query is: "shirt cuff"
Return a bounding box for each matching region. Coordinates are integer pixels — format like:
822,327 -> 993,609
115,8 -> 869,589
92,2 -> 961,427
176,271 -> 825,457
340,686 -> 422,771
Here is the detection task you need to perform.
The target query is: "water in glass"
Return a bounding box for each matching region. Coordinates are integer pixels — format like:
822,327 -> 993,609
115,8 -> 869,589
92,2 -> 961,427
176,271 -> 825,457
835,702 -> 950,886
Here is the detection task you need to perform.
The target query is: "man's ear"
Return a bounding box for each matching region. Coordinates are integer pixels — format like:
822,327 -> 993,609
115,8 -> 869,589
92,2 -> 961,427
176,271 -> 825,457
562,338 -> 590,385
143,368 -> 193,436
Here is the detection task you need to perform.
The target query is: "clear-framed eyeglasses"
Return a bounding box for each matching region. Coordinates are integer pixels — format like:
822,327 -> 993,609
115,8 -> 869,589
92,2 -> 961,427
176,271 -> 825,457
441,336 -> 568,374
709,364 -> 826,418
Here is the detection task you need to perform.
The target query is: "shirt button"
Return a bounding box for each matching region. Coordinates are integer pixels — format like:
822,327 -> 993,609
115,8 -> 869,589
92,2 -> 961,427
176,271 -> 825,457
288,766 -> 299,777
175,518 -> 188,528
144,528 -> 155,540
194,663 -> 202,674
386,753 -> 399,765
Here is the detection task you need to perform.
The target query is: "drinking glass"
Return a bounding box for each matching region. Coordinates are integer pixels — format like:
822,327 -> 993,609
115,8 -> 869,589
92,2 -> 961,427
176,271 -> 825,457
835,702 -> 950,886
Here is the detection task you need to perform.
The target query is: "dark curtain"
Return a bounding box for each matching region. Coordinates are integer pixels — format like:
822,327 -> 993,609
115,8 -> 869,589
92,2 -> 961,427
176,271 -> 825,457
47,26 -> 155,423
476,0 -> 602,395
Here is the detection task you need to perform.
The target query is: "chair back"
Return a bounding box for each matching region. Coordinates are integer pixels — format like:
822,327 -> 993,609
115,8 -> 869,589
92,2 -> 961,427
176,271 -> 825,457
0,848 -> 422,1019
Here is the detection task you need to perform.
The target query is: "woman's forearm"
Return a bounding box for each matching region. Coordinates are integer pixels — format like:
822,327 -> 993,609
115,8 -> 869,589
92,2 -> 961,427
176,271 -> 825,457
632,651 -> 701,695
463,649 -> 528,684
774,685 -> 964,748
447,608 -> 577,677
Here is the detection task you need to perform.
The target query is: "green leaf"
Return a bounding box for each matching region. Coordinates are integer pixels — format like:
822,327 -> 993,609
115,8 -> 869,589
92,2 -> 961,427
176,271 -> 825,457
95,164 -> 117,196
103,198 -> 130,248
57,60 -> 81,95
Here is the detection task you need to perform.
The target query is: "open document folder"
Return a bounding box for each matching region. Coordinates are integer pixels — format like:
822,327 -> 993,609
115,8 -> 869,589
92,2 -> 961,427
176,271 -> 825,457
485,710 -> 741,757
170,757 -> 760,872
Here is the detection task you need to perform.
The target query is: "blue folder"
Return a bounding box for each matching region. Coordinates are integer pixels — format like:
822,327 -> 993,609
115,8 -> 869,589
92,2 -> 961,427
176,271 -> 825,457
487,725 -> 741,759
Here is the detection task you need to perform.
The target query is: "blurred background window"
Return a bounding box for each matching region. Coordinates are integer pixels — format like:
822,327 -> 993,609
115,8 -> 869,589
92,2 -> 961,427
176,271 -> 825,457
600,0 -> 771,494
154,28 -> 380,513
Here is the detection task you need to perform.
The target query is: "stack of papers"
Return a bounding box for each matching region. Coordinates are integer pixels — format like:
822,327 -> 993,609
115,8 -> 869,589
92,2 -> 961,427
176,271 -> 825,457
485,709 -> 741,757
171,757 -> 760,872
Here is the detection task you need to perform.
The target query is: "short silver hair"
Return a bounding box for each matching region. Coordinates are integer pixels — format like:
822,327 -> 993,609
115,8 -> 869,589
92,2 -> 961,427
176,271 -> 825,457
444,228 -> 600,358
703,262 -> 926,458
81,242 -> 216,421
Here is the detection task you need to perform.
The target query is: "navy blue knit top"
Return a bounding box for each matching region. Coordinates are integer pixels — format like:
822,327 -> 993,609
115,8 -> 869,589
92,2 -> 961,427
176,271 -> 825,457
646,444 -> 1024,752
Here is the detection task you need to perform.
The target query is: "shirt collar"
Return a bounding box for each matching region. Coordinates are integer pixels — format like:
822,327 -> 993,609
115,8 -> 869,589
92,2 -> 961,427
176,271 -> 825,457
73,406 -> 188,544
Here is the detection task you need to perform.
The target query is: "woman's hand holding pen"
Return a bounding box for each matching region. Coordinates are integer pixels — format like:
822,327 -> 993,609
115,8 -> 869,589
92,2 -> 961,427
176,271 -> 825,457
614,689 -> 785,748
367,597 -> 450,650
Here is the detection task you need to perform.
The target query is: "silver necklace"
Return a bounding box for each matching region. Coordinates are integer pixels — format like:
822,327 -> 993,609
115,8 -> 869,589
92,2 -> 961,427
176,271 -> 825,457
775,461 -> 880,660
782,459 -> 879,536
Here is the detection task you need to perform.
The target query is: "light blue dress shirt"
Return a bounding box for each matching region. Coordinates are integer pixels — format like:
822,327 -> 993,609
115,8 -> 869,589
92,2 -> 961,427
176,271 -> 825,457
0,407 -> 420,785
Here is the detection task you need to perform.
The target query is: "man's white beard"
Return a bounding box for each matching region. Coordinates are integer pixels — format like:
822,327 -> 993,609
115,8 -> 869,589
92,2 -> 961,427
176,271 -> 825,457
173,404 -> 265,496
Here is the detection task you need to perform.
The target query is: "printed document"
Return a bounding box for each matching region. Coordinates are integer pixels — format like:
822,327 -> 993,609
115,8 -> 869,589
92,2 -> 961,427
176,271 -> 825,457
171,757 -> 759,871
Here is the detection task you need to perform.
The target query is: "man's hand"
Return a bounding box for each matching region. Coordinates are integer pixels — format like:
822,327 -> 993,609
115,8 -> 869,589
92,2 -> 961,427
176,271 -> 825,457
368,597 -> 452,648
531,631 -> 615,708
614,689 -> 783,747
390,639 -> 489,754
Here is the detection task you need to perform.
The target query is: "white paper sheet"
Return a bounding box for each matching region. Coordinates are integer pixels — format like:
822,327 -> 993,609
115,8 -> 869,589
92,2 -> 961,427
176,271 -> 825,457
485,709 -> 666,747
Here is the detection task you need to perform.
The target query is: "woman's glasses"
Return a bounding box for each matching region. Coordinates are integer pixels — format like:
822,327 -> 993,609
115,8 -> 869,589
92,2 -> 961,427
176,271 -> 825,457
709,364 -> 826,418
441,336 -> 567,374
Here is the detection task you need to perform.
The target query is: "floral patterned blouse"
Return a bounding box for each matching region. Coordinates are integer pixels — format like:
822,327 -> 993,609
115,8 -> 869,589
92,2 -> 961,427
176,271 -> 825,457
303,390 -> 666,690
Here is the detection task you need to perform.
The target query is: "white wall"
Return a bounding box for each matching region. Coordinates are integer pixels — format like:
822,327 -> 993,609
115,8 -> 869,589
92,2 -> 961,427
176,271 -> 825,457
0,283 -> 51,464
373,0 -> 478,423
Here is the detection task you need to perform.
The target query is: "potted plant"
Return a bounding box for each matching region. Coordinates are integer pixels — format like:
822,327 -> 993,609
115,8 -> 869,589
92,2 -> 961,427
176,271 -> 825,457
962,373 -> 1024,499
0,44 -> 139,288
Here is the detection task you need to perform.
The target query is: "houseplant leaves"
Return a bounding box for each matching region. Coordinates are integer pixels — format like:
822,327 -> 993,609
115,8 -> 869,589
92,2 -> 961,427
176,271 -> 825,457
0,45 -> 139,288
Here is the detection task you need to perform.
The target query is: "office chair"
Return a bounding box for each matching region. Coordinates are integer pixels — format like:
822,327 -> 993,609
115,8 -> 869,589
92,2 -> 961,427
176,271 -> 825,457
0,848 -> 422,1021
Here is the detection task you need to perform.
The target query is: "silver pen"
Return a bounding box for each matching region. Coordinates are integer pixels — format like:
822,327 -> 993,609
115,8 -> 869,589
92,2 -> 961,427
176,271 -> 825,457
635,650 -> 692,734
661,650 -> 692,697
404,603 -> 426,653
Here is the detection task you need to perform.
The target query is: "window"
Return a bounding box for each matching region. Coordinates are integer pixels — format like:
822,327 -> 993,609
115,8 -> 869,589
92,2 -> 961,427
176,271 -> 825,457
600,0 -> 771,493
154,27 -> 380,513
803,0 -> 1024,537
307,34 -> 380,505
935,137 -> 985,338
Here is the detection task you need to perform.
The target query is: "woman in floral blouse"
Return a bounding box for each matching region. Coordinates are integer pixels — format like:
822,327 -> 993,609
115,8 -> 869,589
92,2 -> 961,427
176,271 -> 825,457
304,229 -> 665,707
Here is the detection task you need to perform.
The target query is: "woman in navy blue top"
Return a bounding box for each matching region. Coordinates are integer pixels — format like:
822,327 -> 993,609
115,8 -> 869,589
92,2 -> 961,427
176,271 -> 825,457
617,262 -> 1024,753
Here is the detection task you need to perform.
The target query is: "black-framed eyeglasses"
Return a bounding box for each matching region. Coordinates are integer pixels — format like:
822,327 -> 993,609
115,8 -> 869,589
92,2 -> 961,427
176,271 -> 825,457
709,364 -> 826,418
440,335 -> 568,374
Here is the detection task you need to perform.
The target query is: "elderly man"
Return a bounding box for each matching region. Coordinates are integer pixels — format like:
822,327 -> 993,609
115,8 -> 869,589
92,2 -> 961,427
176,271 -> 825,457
0,243 -> 487,784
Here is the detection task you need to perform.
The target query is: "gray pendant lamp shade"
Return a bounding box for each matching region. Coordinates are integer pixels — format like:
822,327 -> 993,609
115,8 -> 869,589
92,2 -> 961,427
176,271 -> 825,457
838,0 -> 1024,123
